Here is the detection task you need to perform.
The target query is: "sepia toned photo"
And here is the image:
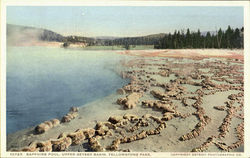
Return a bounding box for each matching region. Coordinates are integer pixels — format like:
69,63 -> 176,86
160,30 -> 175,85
1,1 -> 249,157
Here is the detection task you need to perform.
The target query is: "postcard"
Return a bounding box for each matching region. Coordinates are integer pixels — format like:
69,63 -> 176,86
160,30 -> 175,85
1,0 -> 249,157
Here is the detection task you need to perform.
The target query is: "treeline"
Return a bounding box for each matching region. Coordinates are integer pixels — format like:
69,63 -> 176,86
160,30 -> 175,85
154,26 -> 244,49
7,24 -> 244,49
65,35 -> 96,43
103,34 -> 166,46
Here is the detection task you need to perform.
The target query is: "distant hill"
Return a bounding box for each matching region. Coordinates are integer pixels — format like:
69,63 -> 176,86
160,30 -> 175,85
95,36 -> 121,40
106,33 -> 168,46
7,24 -> 110,46
7,24 -> 65,45
7,24 -> 230,48
144,33 -> 167,38
201,31 -> 216,36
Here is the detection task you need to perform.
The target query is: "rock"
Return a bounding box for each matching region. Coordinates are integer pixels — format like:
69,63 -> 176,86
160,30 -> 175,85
142,100 -> 155,108
142,100 -> 175,113
51,119 -> 60,126
69,106 -> 79,112
88,137 -> 104,151
158,70 -> 168,77
36,140 -> 53,152
108,139 -> 121,151
162,112 -> 175,121
149,115 -> 163,124
116,92 -> 142,109
67,130 -> 86,145
146,129 -> 156,135
214,106 -> 226,111
97,122 -> 117,130
35,119 -> 60,134
136,131 -> 147,140
61,112 -> 78,123
96,128 -> 107,136
108,116 -> 123,124
123,114 -> 139,121
150,90 -> 168,100
191,139 -> 211,152
214,142 -> 229,151
82,128 -> 95,138
116,88 -> 126,95
182,98 -> 189,106
51,133 -> 72,151
61,107 -> 79,123
116,98 -> 127,105
228,94 -> 237,100
122,84 -> 141,93
35,123 -> 51,134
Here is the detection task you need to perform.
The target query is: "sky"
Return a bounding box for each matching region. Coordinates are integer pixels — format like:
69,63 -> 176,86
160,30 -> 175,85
7,6 -> 243,37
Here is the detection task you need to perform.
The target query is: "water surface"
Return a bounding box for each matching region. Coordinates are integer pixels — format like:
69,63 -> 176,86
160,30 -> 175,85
7,47 -> 129,134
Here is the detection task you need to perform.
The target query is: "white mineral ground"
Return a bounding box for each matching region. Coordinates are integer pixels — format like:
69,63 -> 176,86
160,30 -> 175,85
7,49 -> 244,152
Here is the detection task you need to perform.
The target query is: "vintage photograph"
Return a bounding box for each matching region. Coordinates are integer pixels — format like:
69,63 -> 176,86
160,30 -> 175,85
1,2 -> 248,156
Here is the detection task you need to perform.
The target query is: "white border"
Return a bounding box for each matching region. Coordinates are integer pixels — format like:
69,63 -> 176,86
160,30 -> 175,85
243,1 -> 250,158
1,0 -> 249,6
1,1 -> 250,158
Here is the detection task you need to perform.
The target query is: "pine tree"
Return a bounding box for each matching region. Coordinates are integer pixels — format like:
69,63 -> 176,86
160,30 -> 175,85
240,27 -> 244,48
206,32 -> 212,48
225,25 -> 233,48
173,30 -> 177,49
216,28 -> 223,48
232,28 -> 241,48
186,29 -> 191,48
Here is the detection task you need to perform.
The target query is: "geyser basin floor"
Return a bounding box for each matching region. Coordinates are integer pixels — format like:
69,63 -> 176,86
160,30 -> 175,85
7,49 -> 244,152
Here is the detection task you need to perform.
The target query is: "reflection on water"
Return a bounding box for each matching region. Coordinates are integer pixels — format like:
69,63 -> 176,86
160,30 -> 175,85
7,47 -> 129,134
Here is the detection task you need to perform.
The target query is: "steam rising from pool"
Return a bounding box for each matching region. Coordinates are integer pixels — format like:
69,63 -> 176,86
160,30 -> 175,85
7,47 -> 129,134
